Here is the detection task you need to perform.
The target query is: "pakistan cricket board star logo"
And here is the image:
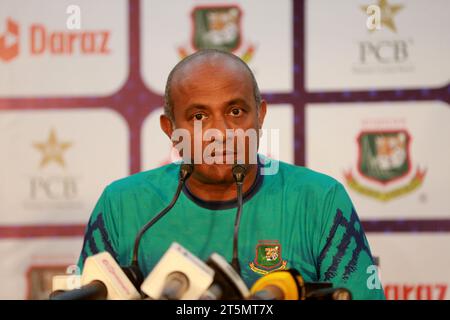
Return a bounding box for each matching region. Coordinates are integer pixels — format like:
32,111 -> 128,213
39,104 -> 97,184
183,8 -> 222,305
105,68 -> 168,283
361,0 -> 404,33
33,128 -> 73,169
249,240 -> 287,275
344,130 -> 426,202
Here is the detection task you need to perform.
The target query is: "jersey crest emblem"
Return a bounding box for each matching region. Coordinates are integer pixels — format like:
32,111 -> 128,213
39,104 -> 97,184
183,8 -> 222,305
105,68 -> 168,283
249,240 -> 287,275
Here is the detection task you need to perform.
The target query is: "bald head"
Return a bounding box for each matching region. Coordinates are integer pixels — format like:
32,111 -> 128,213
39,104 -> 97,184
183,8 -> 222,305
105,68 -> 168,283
164,49 -> 261,122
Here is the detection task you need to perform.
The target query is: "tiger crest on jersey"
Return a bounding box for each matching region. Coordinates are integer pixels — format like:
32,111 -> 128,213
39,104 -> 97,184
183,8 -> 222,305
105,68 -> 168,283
249,240 -> 287,275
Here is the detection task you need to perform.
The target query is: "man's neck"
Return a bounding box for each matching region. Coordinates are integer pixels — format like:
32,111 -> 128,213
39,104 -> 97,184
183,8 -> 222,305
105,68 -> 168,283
185,164 -> 258,202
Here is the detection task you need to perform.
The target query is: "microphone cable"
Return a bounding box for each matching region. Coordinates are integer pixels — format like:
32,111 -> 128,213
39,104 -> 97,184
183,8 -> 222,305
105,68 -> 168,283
231,164 -> 247,275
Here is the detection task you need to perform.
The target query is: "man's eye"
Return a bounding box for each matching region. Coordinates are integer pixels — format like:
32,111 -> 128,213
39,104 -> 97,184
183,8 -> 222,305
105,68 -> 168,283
193,113 -> 207,121
229,108 -> 243,117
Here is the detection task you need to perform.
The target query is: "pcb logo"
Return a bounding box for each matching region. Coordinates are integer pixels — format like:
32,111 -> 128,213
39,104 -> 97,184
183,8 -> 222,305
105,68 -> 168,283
249,240 -> 287,275
344,130 -> 426,202
178,5 -> 255,62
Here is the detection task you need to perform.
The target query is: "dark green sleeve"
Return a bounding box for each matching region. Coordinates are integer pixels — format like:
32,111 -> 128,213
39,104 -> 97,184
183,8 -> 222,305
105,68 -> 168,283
315,182 -> 385,300
77,187 -> 120,272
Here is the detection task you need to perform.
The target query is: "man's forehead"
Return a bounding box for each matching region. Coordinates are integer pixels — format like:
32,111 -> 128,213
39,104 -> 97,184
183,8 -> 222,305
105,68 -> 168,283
171,54 -> 252,87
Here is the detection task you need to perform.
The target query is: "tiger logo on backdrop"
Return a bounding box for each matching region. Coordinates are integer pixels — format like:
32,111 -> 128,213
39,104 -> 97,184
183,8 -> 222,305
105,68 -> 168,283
344,130 -> 426,202
177,5 -> 255,62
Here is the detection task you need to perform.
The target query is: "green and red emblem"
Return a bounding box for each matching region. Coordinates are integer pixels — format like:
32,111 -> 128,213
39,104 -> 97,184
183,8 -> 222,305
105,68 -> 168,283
249,240 -> 287,275
177,5 -> 255,62
358,130 -> 411,184
191,5 -> 242,52
344,129 -> 426,202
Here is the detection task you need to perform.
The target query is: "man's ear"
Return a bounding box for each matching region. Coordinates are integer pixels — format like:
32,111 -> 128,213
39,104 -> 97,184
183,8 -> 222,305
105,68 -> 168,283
257,100 -> 267,130
160,115 -> 174,143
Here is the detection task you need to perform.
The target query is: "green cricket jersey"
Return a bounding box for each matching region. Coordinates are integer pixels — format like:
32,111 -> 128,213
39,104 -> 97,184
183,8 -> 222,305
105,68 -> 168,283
77,155 -> 385,300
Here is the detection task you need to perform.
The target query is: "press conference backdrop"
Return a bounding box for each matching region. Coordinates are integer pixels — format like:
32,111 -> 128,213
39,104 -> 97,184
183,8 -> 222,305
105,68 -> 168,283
0,0 -> 449,300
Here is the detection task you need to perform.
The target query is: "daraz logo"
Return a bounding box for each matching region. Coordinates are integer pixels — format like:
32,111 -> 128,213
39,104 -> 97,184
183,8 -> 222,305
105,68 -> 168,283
0,18 -> 19,62
0,17 -> 110,63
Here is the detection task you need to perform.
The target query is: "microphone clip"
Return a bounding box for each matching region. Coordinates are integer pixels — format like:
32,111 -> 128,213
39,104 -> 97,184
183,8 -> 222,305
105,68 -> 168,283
232,164 -> 246,185
180,163 -> 194,182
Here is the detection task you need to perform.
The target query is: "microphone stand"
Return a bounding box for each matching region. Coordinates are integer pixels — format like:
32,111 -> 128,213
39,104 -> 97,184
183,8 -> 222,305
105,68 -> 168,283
126,163 -> 194,290
231,164 -> 247,275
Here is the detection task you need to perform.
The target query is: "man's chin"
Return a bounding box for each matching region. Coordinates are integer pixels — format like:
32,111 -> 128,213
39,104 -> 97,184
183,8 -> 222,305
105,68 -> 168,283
192,163 -> 235,184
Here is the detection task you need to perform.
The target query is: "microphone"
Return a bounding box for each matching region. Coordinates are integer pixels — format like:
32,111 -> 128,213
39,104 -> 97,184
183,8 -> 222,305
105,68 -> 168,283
51,281 -> 108,300
50,252 -> 141,300
249,269 -> 353,300
52,272 -> 81,293
50,163 -> 194,299
127,163 -> 194,287
200,253 -> 250,300
232,164 -> 246,184
249,269 -> 306,300
231,164 -> 247,275
306,287 -> 352,300
50,271 -> 82,299
140,242 -> 215,300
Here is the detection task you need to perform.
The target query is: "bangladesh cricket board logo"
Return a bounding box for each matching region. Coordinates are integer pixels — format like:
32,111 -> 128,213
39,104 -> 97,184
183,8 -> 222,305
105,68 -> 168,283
344,130 -> 426,202
178,5 -> 255,63
249,240 -> 287,275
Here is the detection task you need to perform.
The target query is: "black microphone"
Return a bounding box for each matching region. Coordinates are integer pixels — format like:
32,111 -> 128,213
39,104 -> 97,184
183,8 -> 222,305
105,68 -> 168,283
51,281 -> 107,300
127,163 -> 194,287
231,164 -> 247,275
306,287 -> 352,300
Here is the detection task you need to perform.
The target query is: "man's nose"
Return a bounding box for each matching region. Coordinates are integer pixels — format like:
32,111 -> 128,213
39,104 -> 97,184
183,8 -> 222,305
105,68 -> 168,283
209,115 -> 230,141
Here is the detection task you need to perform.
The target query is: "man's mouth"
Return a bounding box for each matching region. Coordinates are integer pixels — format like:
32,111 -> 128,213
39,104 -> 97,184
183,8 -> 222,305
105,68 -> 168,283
204,150 -> 238,164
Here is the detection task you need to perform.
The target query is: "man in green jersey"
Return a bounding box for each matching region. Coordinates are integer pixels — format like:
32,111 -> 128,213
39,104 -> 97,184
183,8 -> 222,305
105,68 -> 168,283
77,49 -> 385,300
